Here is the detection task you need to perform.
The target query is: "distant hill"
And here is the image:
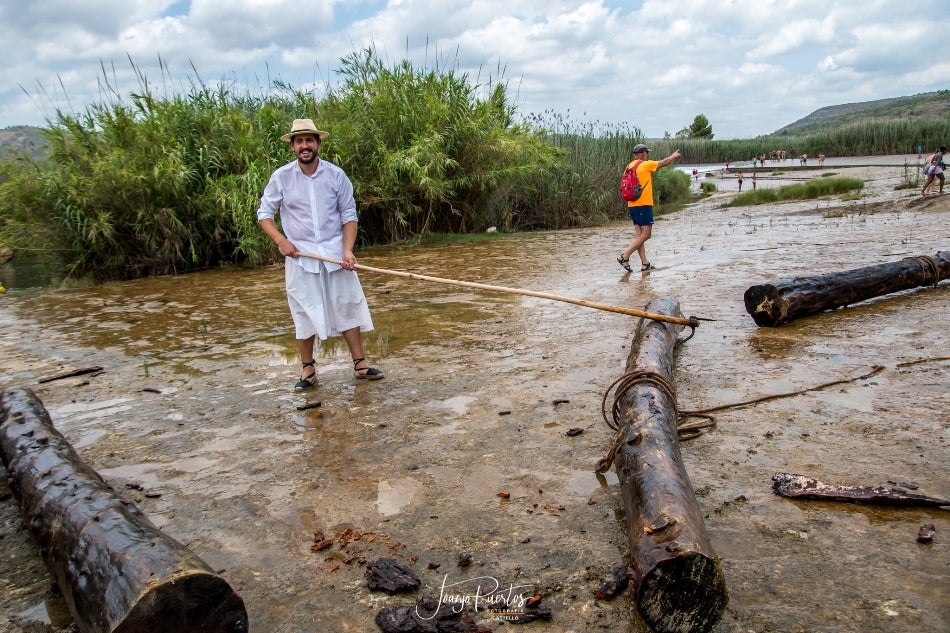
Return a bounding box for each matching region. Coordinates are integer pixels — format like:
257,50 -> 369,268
0,125 -> 48,161
773,90 -> 950,136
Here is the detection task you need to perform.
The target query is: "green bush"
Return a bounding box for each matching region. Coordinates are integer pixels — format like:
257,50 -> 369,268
319,47 -> 563,240
0,51 -> 566,280
725,177 -> 863,207
654,168 -> 691,204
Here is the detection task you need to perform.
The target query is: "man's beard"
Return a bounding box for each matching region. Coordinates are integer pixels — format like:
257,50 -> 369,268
297,151 -> 316,164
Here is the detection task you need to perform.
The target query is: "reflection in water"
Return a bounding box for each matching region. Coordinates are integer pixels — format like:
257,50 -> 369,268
0,257 -> 65,291
17,592 -> 71,628
567,469 -> 619,496
429,395 -> 476,416
376,478 -> 422,516
0,229 -> 655,380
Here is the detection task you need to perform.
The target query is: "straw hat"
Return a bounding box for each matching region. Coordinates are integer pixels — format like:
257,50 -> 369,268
281,119 -> 329,142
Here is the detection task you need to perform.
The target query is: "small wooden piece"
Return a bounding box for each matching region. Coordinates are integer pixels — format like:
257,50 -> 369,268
37,366 -> 104,383
772,472 -> 950,508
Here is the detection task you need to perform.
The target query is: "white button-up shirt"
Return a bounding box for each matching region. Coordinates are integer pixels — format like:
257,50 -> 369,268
257,158 -> 358,273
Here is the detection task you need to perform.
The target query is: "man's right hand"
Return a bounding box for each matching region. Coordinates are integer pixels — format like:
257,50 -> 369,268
278,238 -> 298,258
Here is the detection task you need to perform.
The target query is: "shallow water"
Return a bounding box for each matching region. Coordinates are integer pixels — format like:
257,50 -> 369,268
0,161 -> 947,632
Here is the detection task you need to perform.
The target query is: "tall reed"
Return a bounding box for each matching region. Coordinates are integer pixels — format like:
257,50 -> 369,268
318,47 -> 564,240
724,176 -> 864,207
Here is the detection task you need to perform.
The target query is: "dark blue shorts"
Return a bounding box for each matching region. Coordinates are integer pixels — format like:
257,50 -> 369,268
628,205 -> 654,226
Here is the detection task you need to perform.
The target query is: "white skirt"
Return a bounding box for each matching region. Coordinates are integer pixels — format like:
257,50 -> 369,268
285,260 -> 374,340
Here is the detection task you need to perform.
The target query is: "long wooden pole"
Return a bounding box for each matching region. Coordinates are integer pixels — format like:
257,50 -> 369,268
298,252 -> 701,328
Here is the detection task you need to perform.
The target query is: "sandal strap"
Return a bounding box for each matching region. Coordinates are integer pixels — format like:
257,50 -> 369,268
353,357 -> 365,366
302,360 -> 315,367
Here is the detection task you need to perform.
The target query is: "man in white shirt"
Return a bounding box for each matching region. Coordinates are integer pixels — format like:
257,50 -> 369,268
257,119 -> 383,388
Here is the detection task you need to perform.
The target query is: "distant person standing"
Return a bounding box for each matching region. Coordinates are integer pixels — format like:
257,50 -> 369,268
752,171 -> 757,190
616,143 -> 681,272
921,146 -> 947,196
737,171 -> 744,192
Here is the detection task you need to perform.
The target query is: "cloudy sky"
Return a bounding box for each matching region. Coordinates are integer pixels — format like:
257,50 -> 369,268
1,0 -> 947,139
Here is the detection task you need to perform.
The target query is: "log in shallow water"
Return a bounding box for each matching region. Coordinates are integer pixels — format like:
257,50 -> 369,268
0,386 -> 248,633
613,297 -> 728,633
743,251 -> 950,327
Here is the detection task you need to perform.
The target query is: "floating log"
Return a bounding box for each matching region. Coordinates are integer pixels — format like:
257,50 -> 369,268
772,473 -> 950,508
743,251 -> 950,326
0,386 -> 248,633
613,297 -> 728,633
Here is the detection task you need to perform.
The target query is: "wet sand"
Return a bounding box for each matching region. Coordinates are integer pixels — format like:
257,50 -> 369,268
0,159 -> 948,632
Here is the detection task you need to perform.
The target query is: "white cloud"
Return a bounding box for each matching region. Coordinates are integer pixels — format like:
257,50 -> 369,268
748,17 -> 838,59
189,0 -> 335,49
0,0 -> 948,138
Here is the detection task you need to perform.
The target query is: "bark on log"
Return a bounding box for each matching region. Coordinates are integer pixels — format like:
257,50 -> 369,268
0,386 -> 248,633
613,297 -> 728,633
744,251 -> 950,327
772,473 -> 950,508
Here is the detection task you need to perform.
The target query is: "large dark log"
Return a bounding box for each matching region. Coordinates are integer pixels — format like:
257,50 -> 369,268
613,297 -> 728,633
0,386 -> 248,633
772,473 -> 950,508
744,251 -> 950,326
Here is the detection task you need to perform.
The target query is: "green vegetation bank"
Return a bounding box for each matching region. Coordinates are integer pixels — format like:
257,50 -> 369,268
0,51 -> 944,284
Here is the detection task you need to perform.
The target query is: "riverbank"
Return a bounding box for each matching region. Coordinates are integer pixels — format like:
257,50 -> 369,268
1,160 -> 947,632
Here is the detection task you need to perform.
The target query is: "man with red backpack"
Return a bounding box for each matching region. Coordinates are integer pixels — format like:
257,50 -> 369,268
617,144 -> 681,272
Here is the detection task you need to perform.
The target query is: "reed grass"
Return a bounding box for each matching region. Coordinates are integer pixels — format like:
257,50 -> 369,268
724,177 -> 864,207
641,117 -> 950,164
1,47 -> 939,284
0,50 -> 569,280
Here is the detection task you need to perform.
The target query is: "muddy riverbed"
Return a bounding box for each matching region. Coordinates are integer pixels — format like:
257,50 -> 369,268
1,158 -> 948,632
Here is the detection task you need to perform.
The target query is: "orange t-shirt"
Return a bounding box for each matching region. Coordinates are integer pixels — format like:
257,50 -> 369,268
626,159 -> 659,207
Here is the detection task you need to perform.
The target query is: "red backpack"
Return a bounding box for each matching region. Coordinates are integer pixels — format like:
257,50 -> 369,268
620,159 -> 645,201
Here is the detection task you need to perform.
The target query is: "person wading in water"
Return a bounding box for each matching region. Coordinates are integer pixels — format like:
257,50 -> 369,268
617,144 -> 681,272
